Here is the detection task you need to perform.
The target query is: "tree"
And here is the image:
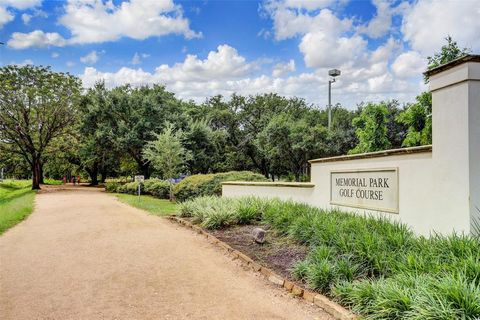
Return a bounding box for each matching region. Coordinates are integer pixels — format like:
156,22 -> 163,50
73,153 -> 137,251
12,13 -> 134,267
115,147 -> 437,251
0,65 -> 81,189
397,92 -> 432,147
349,103 -> 391,154
398,36 -> 467,147
425,35 -> 470,82
257,114 -> 329,181
107,85 -> 187,178
142,123 -> 191,200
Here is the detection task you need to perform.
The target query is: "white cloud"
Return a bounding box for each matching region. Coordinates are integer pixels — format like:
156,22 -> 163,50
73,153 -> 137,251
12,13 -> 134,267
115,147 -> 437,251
402,0 -> 480,56
0,0 -> 41,28
79,43 -> 423,108
51,52 -> 59,58
392,51 -> 426,79
0,6 -> 13,28
59,0 -> 201,44
7,30 -> 67,49
300,31 -> 367,68
272,59 -> 295,77
0,0 -> 41,10
359,0 -> 392,38
283,0 -> 335,10
80,50 -> 99,64
21,13 -> 31,24
266,4 -> 352,40
66,61 -> 75,67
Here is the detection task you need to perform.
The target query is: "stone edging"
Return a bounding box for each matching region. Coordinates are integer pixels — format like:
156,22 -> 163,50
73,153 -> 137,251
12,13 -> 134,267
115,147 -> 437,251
166,216 -> 356,320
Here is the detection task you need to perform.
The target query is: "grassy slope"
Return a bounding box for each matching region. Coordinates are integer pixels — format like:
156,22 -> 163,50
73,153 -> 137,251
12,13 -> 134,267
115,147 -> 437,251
0,180 -> 36,235
115,194 -> 178,216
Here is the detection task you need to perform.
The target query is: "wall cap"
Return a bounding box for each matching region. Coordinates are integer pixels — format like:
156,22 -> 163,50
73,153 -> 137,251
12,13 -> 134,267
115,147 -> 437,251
309,145 -> 432,164
222,181 -> 315,188
424,54 -> 480,78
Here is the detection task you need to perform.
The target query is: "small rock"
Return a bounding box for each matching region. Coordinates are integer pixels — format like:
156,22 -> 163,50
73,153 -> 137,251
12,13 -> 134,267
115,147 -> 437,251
252,227 -> 266,244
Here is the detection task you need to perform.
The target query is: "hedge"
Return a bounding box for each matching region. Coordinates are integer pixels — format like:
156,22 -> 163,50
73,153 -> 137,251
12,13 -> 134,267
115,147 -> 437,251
105,179 -> 170,199
105,171 -> 266,201
172,171 -> 268,201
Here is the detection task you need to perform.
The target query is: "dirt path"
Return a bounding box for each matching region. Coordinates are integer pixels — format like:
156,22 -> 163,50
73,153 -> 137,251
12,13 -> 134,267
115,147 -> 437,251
0,187 -> 332,320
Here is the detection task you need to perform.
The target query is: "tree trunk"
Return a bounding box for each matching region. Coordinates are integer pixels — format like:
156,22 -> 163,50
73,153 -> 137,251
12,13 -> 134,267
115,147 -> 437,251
100,167 -> 107,183
31,158 -> 41,190
39,161 -> 44,184
86,162 -> 99,186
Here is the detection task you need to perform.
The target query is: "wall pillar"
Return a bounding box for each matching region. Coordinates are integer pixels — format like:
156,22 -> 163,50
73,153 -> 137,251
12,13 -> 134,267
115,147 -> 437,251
427,55 -> 480,234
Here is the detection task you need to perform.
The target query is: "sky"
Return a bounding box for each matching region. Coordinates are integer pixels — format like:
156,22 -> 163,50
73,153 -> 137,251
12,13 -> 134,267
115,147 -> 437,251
0,0 -> 479,108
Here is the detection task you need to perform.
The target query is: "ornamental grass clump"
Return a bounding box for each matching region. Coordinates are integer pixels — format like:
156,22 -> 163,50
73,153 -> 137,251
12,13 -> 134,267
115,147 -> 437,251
178,195 -> 480,318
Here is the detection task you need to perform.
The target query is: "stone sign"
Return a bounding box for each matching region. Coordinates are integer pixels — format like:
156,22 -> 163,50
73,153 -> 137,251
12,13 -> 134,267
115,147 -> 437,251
330,168 -> 398,213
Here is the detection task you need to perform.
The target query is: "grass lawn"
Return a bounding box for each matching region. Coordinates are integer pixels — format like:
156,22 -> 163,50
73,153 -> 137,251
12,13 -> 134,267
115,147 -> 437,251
115,193 -> 178,216
0,180 -> 36,235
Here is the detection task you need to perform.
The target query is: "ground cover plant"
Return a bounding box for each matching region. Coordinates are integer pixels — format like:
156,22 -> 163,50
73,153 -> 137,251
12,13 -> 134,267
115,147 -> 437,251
0,180 -> 35,234
115,194 -> 178,216
179,196 -> 480,319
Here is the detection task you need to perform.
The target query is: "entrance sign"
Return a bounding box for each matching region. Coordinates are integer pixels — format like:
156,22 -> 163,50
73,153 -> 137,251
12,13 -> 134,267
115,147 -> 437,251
134,175 -> 145,183
330,168 -> 398,213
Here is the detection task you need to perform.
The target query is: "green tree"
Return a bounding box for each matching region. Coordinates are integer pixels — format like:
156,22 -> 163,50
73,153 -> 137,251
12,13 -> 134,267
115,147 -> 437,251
397,92 -> 432,147
257,114 -> 329,181
0,65 -> 81,189
426,36 -> 470,76
349,103 -> 391,154
142,123 -> 191,200
107,85 -> 187,178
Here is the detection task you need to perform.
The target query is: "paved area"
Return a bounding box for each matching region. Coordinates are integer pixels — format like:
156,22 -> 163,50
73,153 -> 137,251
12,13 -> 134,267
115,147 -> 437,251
0,186 -> 332,319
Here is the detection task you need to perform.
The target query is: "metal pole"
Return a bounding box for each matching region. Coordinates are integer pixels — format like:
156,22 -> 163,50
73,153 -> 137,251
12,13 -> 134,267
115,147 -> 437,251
328,80 -> 332,130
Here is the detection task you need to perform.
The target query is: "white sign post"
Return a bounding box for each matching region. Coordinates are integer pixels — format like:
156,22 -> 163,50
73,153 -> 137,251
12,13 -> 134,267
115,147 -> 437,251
134,175 -> 145,197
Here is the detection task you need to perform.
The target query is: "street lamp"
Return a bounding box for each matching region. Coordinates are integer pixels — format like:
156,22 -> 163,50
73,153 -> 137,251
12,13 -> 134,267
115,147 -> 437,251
328,68 -> 341,130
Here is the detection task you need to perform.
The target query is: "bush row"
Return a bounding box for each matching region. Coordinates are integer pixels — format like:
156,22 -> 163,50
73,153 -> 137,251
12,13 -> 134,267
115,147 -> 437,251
105,171 -> 268,201
172,171 -> 268,201
105,179 -> 170,199
179,196 -> 480,319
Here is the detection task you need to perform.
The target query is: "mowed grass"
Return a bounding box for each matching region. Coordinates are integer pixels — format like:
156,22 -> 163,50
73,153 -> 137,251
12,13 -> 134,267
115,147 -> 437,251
0,180 -> 36,235
115,193 -> 178,216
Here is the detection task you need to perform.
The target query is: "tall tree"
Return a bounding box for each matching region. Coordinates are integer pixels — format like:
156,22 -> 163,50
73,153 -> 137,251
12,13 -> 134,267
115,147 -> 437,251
107,85 -> 186,178
142,123 -> 191,200
0,65 -> 81,189
349,102 -> 391,154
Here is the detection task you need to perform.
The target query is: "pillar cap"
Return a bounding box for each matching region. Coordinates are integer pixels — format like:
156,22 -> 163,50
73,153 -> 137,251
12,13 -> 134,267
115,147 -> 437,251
424,54 -> 480,78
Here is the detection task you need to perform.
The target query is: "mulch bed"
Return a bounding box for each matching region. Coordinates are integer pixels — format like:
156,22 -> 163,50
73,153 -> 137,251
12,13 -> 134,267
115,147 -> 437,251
209,223 -> 309,281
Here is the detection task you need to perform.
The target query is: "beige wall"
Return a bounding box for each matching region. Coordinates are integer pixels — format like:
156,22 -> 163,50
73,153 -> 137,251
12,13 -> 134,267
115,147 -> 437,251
222,57 -> 480,237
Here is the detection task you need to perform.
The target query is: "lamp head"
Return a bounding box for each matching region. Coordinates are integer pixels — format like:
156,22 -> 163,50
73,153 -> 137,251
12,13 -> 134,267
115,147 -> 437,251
328,69 -> 341,77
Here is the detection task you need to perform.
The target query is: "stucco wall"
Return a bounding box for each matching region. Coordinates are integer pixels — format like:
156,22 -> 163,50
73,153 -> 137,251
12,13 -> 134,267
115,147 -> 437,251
222,182 -> 315,203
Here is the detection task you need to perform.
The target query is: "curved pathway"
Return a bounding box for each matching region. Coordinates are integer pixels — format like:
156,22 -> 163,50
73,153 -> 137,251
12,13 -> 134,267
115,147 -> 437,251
0,187 -> 331,320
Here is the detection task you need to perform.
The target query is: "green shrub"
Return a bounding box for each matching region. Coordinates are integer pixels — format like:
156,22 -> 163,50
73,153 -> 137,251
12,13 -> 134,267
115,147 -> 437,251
143,179 -> 170,199
173,171 -> 268,201
105,181 -> 121,192
105,179 -> 170,199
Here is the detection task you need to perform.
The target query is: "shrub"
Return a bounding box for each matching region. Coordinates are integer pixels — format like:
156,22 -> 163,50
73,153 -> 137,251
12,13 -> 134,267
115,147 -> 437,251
105,181 -> 121,193
173,171 -> 268,201
143,179 -> 170,199
105,179 -> 170,199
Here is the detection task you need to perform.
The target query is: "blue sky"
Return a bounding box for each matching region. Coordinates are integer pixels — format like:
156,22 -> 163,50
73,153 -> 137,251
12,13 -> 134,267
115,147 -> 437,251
0,0 -> 479,108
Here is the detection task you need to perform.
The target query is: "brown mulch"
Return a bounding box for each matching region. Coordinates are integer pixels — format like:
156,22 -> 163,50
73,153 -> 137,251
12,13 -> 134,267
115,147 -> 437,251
209,223 -> 309,281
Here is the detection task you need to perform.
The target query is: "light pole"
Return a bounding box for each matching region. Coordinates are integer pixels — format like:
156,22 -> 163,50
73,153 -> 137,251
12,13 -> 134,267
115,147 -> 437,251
328,68 -> 341,130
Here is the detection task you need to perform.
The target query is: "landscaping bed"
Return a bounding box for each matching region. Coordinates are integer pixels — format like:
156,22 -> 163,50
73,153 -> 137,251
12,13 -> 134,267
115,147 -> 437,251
209,224 -> 308,281
178,196 -> 480,320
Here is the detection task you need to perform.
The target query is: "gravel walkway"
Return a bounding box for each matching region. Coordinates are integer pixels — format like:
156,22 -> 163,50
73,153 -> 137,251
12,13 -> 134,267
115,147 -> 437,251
0,187 -> 332,320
